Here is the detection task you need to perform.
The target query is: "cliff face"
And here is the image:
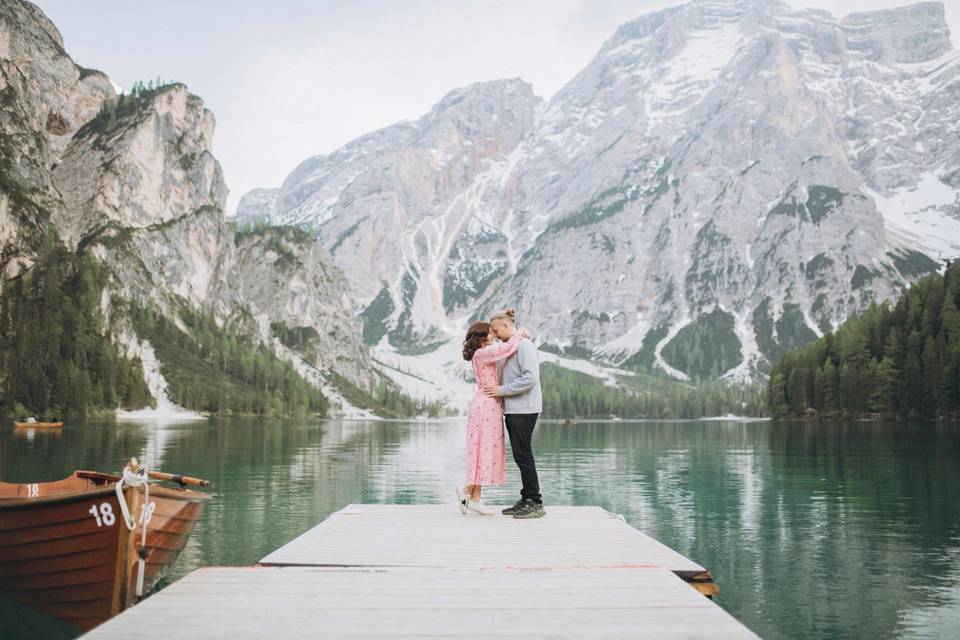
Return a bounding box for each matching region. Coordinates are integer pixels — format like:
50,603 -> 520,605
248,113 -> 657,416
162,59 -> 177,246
239,0 -> 960,384
53,84 -> 227,248
0,0 -> 114,279
0,1 -> 374,415
231,227 -> 370,384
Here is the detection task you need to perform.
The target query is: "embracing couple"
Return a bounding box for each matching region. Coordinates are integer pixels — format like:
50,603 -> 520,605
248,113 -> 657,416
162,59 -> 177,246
456,308 -> 545,519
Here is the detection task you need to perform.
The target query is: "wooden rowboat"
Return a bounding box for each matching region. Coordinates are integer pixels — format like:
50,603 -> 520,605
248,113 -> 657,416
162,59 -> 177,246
0,469 -> 210,634
13,421 -> 63,429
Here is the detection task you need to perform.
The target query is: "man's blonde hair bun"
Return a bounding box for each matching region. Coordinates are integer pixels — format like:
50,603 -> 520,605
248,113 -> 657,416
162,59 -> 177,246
491,308 -> 517,324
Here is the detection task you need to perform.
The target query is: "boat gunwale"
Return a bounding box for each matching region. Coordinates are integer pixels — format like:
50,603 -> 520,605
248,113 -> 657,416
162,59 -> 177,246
0,471 -> 211,510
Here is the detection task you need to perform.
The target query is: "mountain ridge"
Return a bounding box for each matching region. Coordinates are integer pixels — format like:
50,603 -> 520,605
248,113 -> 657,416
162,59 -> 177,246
235,0 -> 959,397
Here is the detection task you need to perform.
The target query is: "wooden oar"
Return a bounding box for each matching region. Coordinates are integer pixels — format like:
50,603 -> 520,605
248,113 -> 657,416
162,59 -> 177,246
125,458 -> 211,487
147,470 -> 211,487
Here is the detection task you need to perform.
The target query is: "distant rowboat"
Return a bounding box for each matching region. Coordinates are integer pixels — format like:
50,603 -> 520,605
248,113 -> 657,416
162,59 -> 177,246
13,421 -> 63,428
0,465 -> 211,634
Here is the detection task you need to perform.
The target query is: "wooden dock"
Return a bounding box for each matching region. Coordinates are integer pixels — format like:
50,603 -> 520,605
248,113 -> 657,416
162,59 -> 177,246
84,504 -> 758,639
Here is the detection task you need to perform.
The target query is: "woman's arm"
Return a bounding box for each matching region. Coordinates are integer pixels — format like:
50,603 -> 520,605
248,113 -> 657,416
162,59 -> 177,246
472,332 -> 522,366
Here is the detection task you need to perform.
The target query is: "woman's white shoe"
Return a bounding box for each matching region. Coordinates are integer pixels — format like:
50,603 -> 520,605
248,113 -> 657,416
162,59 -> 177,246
455,486 -> 469,514
466,499 -> 495,515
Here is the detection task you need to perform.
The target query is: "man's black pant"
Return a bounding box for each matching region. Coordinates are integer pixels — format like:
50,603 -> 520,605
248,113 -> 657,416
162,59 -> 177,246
504,413 -> 542,504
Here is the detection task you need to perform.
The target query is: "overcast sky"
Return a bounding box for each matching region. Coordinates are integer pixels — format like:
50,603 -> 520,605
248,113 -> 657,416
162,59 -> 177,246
33,0 -> 960,215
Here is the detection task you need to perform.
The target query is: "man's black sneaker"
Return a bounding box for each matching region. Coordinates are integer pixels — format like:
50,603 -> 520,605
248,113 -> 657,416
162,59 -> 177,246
501,498 -> 526,516
512,499 -> 546,519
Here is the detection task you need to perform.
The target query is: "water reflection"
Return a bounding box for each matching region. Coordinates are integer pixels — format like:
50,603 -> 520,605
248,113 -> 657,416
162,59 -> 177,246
2,418 -> 958,639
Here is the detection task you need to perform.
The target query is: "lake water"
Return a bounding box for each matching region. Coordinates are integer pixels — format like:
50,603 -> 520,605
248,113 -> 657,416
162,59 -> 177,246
3,418 -> 959,639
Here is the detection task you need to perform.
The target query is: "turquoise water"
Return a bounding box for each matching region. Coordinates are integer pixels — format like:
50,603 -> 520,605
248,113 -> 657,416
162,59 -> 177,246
2,418 -> 959,639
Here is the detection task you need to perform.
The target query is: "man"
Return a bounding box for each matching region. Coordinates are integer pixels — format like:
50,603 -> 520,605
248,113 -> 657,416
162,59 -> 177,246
483,308 -> 545,519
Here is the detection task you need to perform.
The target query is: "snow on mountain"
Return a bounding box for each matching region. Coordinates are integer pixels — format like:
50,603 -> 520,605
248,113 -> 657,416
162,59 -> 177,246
236,0 -> 960,394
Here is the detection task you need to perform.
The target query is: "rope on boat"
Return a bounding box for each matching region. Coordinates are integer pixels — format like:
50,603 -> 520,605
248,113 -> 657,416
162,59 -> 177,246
115,460 -> 153,599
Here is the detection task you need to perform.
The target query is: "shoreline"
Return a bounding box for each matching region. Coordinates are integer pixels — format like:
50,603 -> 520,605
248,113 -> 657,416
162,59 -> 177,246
115,407 -> 207,422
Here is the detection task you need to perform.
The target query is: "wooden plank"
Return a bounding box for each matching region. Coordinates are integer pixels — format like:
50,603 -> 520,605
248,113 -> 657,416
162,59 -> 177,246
84,504 -> 753,638
85,566 -> 757,639
260,504 -> 704,573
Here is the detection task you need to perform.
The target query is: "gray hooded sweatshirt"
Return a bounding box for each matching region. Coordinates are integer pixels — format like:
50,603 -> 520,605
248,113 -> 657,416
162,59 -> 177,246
497,338 -> 542,414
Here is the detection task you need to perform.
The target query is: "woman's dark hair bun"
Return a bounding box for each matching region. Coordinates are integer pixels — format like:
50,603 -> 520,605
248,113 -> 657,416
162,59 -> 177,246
463,321 -> 491,361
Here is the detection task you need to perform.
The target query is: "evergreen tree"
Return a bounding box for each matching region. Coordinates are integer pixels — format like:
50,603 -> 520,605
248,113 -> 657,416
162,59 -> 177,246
768,260 -> 960,419
127,303 -> 330,417
0,245 -> 151,417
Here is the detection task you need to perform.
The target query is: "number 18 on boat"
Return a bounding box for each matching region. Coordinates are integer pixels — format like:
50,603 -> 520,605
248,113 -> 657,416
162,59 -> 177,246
0,458 -> 211,635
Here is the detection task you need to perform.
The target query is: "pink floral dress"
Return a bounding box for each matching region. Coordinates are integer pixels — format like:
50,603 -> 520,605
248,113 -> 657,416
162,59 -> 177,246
465,332 -> 522,486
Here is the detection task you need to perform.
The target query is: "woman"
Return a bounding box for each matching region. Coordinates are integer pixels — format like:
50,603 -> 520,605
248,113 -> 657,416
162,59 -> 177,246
457,315 -> 529,515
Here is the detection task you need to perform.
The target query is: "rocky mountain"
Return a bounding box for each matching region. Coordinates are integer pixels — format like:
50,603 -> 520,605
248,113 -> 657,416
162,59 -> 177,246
0,0 -> 114,279
240,78 -> 541,338
0,0 -> 376,417
238,0 -> 960,391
